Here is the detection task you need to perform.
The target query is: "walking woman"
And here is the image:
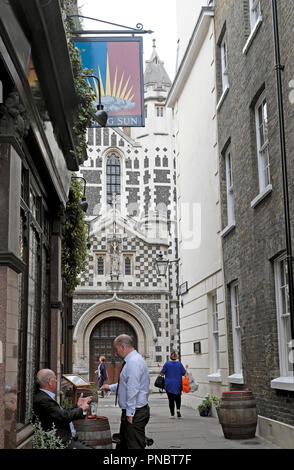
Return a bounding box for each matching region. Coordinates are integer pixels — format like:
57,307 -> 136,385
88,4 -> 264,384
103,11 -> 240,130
95,356 -> 108,398
160,351 -> 186,418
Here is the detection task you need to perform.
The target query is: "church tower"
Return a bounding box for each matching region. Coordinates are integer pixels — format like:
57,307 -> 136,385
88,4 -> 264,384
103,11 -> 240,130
72,41 -> 179,388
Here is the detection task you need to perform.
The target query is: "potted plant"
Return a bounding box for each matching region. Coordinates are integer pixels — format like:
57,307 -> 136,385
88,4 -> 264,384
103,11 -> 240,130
198,395 -> 222,417
198,396 -> 212,417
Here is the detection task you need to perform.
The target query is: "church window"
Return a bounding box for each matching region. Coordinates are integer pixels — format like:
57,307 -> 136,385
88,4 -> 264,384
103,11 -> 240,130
97,256 -> 104,275
106,153 -> 121,205
124,255 -> 132,275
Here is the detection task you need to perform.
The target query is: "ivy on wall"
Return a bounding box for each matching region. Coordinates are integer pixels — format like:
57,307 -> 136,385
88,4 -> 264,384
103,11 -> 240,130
60,1 -> 94,295
62,175 -> 88,297
61,0 -> 96,164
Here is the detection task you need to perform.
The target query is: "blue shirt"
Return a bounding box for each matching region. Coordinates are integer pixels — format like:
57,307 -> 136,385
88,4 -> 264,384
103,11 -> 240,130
109,350 -> 150,417
161,361 -> 186,394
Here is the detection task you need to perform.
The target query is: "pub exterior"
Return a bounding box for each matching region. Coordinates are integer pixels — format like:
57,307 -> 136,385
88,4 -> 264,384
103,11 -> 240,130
0,0 -> 84,448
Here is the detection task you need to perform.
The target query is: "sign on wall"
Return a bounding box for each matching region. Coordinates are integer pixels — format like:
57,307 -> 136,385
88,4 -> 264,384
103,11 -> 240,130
74,37 -> 145,127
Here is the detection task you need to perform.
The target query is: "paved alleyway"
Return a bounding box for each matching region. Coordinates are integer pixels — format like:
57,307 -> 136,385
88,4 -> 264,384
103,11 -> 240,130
96,393 -> 280,450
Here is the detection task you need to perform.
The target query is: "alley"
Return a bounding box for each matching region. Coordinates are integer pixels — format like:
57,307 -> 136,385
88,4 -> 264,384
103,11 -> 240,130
97,393 -> 280,450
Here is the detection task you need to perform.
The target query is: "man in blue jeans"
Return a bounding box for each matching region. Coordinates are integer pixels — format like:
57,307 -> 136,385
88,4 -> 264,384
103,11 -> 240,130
101,334 -> 150,449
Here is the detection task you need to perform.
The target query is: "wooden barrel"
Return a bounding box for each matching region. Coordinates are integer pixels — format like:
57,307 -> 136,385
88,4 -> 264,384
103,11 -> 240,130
74,416 -> 113,449
218,390 -> 257,439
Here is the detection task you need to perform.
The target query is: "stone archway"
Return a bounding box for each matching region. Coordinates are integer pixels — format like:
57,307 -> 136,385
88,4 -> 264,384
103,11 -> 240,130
73,295 -> 157,379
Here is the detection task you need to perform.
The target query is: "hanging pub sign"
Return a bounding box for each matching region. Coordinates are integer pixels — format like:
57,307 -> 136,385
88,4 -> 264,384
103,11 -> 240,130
73,37 -> 145,127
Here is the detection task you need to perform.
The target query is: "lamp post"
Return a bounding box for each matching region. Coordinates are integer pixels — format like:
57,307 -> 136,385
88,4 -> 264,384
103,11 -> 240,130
154,251 -> 181,359
272,0 -> 294,346
71,176 -> 88,213
82,74 -> 108,127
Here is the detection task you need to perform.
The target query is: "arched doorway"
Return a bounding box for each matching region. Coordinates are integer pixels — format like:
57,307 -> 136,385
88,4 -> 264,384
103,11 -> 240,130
89,317 -> 138,383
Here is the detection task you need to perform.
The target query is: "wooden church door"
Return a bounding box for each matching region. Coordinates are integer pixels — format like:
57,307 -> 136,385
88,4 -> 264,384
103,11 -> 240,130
90,317 -> 138,384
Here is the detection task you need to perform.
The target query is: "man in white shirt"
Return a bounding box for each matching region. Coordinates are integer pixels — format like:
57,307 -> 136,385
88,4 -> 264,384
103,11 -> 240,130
101,334 -> 150,449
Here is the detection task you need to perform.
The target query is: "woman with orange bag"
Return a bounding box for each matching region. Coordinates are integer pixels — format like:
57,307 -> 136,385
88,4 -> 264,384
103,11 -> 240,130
160,351 -> 187,419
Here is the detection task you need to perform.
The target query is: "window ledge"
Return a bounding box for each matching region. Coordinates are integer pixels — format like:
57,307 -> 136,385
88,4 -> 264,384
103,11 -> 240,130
207,372 -> 222,383
271,376 -> 294,392
220,221 -> 236,238
243,16 -> 263,55
216,85 -> 230,112
228,373 -> 244,384
250,184 -> 272,208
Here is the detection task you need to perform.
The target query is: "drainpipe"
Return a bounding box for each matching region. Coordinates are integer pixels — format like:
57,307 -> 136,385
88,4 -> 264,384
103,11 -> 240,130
272,0 -> 294,346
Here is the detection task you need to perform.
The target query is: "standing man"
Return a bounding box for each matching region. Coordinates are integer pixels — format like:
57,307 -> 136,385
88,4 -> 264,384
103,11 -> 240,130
33,369 -> 92,449
101,334 -> 150,449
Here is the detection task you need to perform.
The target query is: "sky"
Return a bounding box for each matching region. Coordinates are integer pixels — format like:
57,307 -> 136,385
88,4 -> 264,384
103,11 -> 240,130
77,0 -> 178,81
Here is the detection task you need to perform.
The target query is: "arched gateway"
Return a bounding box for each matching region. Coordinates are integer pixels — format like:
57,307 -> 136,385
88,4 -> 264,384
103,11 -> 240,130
73,296 -> 157,381
89,317 -> 138,383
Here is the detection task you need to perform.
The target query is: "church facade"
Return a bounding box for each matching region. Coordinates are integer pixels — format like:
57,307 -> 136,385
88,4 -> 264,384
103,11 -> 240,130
72,43 -> 179,387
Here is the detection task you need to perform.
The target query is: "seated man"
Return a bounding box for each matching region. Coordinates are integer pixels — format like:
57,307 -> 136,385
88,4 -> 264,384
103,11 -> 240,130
33,369 -> 93,449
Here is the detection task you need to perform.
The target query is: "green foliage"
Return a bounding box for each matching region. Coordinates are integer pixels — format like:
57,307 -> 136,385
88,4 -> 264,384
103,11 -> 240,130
32,420 -> 66,449
89,383 -> 99,403
61,397 -> 73,409
61,1 -> 96,164
62,175 -> 88,296
198,395 -> 222,413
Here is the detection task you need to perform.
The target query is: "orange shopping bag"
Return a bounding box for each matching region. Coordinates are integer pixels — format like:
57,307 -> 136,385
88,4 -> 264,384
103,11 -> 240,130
182,376 -> 190,393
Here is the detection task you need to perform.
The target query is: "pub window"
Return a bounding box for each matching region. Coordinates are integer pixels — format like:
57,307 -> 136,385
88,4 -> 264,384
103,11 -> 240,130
17,169 -> 51,428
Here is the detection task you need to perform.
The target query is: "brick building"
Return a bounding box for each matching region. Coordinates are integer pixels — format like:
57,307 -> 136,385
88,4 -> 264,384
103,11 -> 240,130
72,42 -> 180,388
214,0 -> 294,446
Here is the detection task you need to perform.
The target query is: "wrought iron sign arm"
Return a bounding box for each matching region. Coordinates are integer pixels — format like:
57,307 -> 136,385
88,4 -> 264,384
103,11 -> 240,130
67,15 -> 154,35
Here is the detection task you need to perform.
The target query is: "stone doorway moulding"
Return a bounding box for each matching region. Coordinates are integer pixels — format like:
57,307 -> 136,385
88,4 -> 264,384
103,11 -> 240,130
73,294 -> 157,378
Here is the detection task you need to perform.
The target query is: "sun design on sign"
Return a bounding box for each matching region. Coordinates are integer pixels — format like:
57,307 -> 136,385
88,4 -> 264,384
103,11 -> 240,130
88,53 -> 136,113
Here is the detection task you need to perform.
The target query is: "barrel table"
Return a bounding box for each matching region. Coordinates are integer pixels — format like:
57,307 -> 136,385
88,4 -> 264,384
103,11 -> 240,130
74,416 -> 113,449
217,390 -> 257,439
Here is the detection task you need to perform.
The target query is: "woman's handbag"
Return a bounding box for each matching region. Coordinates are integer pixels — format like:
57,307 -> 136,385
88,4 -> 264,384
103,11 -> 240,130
154,375 -> 165,389
182,376 -> 190,393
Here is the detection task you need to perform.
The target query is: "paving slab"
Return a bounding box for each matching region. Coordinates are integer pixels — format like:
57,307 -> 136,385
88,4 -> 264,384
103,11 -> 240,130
95,393 -> 281,450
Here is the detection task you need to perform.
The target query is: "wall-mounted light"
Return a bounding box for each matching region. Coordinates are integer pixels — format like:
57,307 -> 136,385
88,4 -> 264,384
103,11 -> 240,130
82,74 -> 108,127
71,176 -> 88,213
154,251 -> 180,278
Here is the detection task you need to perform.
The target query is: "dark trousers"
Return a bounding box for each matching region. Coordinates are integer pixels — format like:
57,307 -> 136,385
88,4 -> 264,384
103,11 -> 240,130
167,392 -> 181,416
118,405 -> 150,449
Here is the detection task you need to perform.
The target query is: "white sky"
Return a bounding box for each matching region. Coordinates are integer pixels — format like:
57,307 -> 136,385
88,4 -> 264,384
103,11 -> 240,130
77,0 -> 178,81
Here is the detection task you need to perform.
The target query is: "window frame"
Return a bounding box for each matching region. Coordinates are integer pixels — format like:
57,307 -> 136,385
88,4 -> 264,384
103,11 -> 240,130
249,0 -> 261,32
220,34 -> 229,92
211,293 -> 220,374
17,164 -> 51,428
273,255 -> 293,379
225,147 -> 235,225
123,253 -> 134,277
255,94 -> 271,193
230,282 -> 243,377
106,153 -> 121,206
155,105 -> 164,118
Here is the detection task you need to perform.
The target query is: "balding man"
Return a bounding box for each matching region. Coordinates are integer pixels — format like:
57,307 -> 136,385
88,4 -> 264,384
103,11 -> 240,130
33,369 -> 92,449
101,335 -> 150,449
